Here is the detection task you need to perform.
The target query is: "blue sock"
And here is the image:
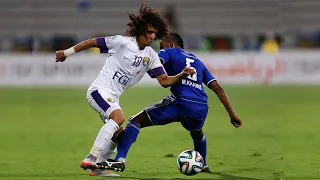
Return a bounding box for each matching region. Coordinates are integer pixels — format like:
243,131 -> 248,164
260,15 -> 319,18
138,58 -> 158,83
193,135 -> 207,165
115,121 -> 140,161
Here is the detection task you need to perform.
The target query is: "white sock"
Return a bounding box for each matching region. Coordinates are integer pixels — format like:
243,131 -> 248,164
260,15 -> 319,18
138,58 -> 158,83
97,141 -> 118,162
89,119 -> 119,158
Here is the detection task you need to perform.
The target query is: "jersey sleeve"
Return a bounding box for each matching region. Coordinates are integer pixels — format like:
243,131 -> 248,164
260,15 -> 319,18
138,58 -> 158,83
158,49 -> 171,64
147,49 -> 166,78
96,35 -> 123,53
202,64 -> 216,86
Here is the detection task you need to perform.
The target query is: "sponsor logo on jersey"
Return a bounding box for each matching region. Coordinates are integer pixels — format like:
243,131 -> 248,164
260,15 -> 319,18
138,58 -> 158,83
112,70 -> 132,85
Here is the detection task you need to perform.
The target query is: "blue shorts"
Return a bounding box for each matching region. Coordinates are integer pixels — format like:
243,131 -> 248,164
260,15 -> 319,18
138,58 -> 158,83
144,95 -> 208,131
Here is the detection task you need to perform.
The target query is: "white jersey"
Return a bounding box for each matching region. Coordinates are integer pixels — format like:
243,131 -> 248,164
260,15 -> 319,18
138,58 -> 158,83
88,35 -> 164,99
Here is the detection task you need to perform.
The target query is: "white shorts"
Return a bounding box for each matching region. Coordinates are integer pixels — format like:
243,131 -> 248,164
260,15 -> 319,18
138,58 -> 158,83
86,89 -> 121,122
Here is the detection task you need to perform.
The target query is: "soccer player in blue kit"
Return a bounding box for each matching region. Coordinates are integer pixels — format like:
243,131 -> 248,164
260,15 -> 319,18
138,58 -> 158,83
98,33 -> 242,173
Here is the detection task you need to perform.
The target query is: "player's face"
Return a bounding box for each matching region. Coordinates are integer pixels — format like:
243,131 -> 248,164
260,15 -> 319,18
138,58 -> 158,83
160,40 -> 169,49
142,25 -> 158,46
160,38 -> 174,49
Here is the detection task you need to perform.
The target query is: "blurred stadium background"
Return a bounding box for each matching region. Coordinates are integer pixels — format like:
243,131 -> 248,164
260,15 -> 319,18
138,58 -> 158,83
0,0 -> 320,180
2,0 -> 320,52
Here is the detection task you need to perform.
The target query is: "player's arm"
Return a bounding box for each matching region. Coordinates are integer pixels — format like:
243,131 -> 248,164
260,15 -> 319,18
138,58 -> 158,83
156,67 -> 195,88
209,81 -> 235,116
148,49 -> 195,88
203,64 -> 242,128
55,39 -> 99,62
208,81 -> 242,128
55,35 -> 121,62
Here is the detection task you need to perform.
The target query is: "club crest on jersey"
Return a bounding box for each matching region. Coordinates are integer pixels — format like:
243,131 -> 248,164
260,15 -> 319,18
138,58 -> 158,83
143,57 -> 150,66
107,98 -> 115,103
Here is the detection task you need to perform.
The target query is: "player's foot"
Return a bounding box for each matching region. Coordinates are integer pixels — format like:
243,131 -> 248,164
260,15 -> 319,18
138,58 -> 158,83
97,159 -> 125,172
201,165 -> 212,173
80,154 -> 97,170
89,169 -> 120,177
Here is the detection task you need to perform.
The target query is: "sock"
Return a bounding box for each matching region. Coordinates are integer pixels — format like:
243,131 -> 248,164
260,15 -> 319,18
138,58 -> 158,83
89,119 -> 119,158
193,135 -> 207,165
97,141 -> 117,162
115,121 -> 140,162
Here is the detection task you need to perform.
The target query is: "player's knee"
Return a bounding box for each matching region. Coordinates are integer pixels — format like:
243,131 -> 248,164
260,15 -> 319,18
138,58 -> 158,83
190,130 -> 204,141
128,116 -> 141,128
109,109 -> 126,126
129,111 -> 151,128
112,117 -> 125,126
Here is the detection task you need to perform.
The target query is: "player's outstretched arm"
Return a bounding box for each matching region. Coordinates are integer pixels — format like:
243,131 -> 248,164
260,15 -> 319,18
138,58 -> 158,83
55,39 -> 99,62
156,67 -> 195,88
209,81 -> 242,128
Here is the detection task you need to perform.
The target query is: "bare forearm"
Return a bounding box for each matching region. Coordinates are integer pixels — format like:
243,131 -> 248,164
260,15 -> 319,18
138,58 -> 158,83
56,38 -> 99,62
210,82 -> 236,117
216,90 -> 236,116
73,39 -> 98,52
156,67 -> 194,88
157,74 -> 182,88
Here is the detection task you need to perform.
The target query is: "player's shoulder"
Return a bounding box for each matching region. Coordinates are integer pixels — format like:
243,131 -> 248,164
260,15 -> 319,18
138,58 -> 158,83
183,50 -> 197,59
145,46 -> 158,56
159,48 -> 180,58
102,35 -> 126,46
160,48 -> 179,53
186,51 -> 202,62
179,50 -> 199,60
105,34 -> 122,40
107,35 -> 139,46
113,35 -> 135,44
184,51 -> 206,66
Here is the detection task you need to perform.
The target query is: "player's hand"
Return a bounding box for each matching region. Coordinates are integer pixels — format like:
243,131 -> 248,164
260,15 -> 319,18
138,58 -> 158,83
230,115 -> 242,128
180,67 -> 196,78
55,50 -> 67,62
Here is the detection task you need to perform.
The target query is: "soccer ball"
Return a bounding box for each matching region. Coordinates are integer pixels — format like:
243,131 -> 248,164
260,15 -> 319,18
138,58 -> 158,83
177,150 -> 204,176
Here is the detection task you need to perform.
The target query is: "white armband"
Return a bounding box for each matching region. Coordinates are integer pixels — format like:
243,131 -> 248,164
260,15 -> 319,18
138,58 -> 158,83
63,47 -> 75,57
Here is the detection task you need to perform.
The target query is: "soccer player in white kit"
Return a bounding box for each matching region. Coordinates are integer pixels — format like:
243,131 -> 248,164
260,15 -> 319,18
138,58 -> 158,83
55,4 -> 195,177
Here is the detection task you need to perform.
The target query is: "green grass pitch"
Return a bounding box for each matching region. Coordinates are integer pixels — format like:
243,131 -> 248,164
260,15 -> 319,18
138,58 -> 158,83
0,86 -> 319,180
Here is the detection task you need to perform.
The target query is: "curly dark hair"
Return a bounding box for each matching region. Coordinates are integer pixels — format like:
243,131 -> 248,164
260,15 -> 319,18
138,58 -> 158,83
125,4 -> 169,40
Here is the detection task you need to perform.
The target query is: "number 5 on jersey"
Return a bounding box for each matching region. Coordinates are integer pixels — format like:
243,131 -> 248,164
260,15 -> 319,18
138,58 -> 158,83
185,58 -> 197,81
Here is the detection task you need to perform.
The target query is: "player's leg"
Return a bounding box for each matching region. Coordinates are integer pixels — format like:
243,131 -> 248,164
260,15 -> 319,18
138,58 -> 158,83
178,101 -> 210,172
98,95 -> 180,171
190,130 -> 206,163
97,126 -> 123,162
81,90 -> 124,170
189,129 -> 210,172
81,113 -> 122,170
115,95 -> 179,162
99,112 -> 147,163
90,127 -> 123,176
97,111 -> 150,172
114,111 -> 151,162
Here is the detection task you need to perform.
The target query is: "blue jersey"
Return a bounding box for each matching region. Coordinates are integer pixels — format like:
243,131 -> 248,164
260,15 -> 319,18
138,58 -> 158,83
159,48 -> 216,104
